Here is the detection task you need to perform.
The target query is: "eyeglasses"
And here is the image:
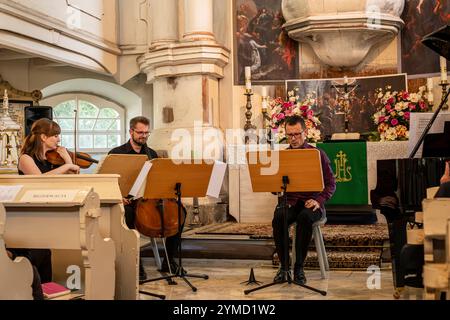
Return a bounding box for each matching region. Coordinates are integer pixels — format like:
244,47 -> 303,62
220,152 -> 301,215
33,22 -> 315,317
286,130 -> 305,139
132,130 -> 150,136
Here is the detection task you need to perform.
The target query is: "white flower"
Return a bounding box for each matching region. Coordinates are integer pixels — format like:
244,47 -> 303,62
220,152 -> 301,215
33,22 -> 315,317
398,111 -> 404,117
409,93 -> 419,103
395,103 -> 402,111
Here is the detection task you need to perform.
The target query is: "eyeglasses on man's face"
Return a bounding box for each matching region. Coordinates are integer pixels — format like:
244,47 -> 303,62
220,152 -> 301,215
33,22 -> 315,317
286,130 -> 305,139
132,129 -> 150,136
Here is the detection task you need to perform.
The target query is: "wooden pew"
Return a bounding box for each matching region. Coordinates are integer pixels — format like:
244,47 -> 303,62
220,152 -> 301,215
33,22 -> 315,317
0,204 -> 33,300
0,175 -> 139,300
2,185 -> 115,300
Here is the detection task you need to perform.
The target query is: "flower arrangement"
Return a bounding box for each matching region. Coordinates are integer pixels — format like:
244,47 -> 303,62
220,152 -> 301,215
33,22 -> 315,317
268,89 -> 322,143
373,86 -> 430,141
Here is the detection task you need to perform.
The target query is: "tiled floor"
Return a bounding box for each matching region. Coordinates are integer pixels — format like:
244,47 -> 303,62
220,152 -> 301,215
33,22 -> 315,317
139,259 -> 423,300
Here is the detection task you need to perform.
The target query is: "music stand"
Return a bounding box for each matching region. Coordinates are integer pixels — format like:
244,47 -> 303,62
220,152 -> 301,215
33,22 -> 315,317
244,149 -> 327,296
139,159 -> 215,292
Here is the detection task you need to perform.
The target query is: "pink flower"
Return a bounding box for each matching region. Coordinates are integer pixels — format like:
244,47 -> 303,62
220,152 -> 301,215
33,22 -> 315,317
385,104 -> 392,111
409,104 -> 416,111
300,105 -> 309,111
387,97 -> 395,105
283,102 -> 294,109
402,92 -> 410,100
419,101 -> 426,110
404,112 -> 410,120
306,110 -> 314,118
277,113 -> 285,121
391,119 -> 399,126
378,116 -> 385,123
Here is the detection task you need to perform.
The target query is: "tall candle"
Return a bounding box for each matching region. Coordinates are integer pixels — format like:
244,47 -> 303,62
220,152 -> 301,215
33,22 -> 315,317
440,56 -> 448,82
261,86 -> 267,97
245,66 -> 252,91
427,78 -> 433,91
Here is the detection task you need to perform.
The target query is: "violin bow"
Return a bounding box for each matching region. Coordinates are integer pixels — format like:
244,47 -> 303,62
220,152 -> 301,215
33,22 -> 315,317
73,104 -> 78,165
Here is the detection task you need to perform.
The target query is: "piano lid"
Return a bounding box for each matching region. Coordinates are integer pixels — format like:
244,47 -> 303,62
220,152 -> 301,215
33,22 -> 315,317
422,25 -> 450,60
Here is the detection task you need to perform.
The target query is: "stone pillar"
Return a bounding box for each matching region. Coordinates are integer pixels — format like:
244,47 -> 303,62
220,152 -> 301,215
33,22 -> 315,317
149,0 -> 178,46
183,0 -> 215,41
139,0 -> 230,162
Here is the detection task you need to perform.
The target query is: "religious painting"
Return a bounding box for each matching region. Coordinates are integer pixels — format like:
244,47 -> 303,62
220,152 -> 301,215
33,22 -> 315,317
401,0 -> 450,77
286,74 -> 408,137
234,0 -> 299,85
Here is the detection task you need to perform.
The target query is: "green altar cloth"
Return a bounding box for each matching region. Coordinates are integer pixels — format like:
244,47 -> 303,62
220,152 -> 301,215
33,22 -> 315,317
317,141 -> 368,205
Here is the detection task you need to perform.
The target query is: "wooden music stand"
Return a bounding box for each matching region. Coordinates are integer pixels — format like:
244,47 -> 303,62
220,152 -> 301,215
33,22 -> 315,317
96,154 -> 149,197
140,159 -> 217,293
244,149 -> 327,296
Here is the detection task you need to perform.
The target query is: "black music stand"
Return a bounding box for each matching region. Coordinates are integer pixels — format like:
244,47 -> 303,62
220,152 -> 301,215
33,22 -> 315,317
243,149 -> 327,296
139,159 -> 218,293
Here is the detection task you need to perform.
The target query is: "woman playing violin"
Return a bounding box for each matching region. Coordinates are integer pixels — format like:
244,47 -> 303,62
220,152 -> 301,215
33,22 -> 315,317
18,118 -> 80,175
11,118 -> 79,299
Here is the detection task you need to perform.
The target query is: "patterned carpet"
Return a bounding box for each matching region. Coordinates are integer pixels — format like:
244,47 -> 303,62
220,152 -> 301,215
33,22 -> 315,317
194,223 -> 389,270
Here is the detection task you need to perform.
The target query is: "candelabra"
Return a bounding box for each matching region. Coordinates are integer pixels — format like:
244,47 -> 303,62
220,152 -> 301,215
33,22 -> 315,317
244,89 -> 257,144
439,80 -> 449,111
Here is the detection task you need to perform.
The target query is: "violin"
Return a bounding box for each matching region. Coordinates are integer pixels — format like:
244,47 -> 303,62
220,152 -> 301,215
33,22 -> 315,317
46,149 -> 99,169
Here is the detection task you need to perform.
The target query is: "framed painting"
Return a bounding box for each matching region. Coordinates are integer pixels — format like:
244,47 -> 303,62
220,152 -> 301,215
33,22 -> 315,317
234,0 -> 299,85
401,0 -> 450,77
286,74 -> 408,137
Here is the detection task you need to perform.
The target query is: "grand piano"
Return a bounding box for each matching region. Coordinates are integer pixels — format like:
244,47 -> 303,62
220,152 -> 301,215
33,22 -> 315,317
371,25 -> 450,298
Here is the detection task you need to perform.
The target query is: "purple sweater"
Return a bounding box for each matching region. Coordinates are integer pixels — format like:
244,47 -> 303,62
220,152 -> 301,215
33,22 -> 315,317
286,143 -> 336,212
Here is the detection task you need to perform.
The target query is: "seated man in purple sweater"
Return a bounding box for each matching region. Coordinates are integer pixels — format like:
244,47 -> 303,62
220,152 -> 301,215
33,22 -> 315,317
272,115 -> 336,285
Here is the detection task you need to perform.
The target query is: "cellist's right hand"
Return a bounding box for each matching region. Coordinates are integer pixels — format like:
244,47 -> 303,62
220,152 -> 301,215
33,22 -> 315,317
123,198 -> 132,206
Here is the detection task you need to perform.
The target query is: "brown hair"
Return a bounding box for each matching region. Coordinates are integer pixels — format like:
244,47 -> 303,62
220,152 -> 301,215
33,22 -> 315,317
130,116 -> 150,129
21,118 -> 61,161
285,115 -> 306,129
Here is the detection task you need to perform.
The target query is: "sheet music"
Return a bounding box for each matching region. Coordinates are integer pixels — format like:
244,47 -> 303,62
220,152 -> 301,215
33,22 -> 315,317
129,161 -> 153,198
207,161 -> 227,199
408,112 -> 450,158
0,185 -> 23,202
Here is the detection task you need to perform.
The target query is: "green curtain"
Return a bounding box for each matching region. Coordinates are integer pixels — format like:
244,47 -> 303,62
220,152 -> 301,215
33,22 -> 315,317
317,141 -> 368,205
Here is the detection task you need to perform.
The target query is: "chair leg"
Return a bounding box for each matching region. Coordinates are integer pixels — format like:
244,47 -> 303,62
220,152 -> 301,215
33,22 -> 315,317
314,227 -> 326,279
291,225 -> 296,269
151,238 -> 162,270
317,227 -> 329,271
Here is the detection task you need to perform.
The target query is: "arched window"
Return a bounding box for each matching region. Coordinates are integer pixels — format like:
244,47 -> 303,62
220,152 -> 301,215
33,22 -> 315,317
49,94 -> 125,153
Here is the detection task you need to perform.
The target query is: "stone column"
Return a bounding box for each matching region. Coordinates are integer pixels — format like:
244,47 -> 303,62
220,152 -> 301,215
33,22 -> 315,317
149,0 -> 178,46
183,0 -> 215,41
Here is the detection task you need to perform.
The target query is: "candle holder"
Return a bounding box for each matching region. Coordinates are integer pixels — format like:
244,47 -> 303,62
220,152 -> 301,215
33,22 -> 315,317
244,89 -> 257,144
439,80 -> 449,111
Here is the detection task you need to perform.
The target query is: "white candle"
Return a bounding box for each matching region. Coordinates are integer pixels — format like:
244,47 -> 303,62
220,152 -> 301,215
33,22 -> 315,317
245,67 -> 251,80
428,92 -> 434,105
427,78 -> 433,91
261,86 -> 267,97
440,56 -> 448,82
245,66 -> 252,91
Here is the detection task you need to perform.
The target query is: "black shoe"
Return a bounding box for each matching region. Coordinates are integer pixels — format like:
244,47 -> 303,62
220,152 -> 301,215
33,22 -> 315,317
139,264 -> 147,281
273,268 -> 291,282
293,267 -> 307,285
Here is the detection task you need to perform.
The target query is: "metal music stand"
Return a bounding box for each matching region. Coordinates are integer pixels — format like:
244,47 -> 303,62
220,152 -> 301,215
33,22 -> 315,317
139,159 -> 215,293
243,149 -> 327,296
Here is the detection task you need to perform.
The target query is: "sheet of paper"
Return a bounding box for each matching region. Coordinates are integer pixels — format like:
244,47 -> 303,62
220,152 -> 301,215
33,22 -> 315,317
207,160 -> 227,199
408,111 -> 450,158
0,185 -> 23,202
129,161 -> 153,197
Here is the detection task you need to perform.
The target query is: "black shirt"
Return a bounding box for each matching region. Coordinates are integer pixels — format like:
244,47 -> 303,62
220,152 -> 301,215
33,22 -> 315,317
108,140 -> 158,160
18,154 -> 55,175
